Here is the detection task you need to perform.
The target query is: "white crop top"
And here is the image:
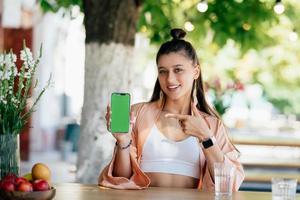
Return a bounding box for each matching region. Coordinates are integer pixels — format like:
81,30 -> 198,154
140,125 -> 200,179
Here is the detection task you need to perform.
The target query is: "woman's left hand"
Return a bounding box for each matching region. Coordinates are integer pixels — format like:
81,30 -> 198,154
165,102 -> 213,141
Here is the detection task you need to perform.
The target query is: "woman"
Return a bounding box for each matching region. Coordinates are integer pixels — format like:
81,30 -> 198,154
99,28 -> 244,190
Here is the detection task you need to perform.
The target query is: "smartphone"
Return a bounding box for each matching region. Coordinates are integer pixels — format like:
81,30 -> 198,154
110,93 -> 131,133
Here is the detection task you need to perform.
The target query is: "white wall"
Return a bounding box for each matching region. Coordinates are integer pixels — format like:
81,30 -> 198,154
31,6 -> 85,151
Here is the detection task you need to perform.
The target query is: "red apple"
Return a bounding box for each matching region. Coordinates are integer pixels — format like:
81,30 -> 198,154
1,181 -> 15,192
17,182 -> 33,192
15,177 -> 28,186
32,179 -> 50,191
2,173 -> 17,183
0,179 -> 4,188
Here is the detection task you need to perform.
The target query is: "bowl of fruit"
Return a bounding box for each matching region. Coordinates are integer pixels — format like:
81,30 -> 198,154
0,163 -> 55,200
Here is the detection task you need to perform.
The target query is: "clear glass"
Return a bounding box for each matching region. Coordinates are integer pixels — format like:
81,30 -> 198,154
0,134 -> 20,179
272,178 -> 297,200
214,162 -> 235,198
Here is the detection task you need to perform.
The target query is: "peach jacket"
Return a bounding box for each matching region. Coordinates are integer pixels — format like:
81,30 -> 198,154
98,100 -> 245,190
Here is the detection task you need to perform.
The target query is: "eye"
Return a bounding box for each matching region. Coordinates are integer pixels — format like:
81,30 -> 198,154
158,70 -> 167,74
174,68 -> 183,73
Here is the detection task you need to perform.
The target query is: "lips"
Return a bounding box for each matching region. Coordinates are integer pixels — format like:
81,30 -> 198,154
166,85 -> 180,91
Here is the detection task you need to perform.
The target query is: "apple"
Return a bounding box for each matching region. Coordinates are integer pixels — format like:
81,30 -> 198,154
2,173 -> 17,183
32,179 -> 50,191
1,181 -> 15,192
15,177 -> 28,186
0,179 -> 4,188
17,182 -> 33,192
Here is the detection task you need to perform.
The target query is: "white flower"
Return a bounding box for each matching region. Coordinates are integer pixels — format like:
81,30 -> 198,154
28,59 -> 35,68
23,59 -> 35,69
24,72 -> 31,79
12,54 -> 17,62
23,62 -> 29,69
1,65 -> 18,80
2,70 -> 10,80
20,47 -> 33,61
13,67 -> 18,77
20,47 -> 35,69
4,54 -> 16,68
10,65 -> 18,77
0,54 -> 4,65
11,97 -> 20,106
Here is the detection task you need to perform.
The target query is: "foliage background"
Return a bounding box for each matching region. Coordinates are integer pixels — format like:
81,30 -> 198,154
40,0 -> 300,117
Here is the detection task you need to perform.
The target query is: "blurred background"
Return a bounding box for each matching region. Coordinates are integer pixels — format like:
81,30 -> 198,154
0,0 -> 300,191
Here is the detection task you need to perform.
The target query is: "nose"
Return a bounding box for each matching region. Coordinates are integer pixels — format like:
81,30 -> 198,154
167,71 -> 176,83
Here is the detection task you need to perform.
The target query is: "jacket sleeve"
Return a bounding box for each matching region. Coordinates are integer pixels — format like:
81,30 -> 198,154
201,119 -> 245,191
98,104 -> 150,189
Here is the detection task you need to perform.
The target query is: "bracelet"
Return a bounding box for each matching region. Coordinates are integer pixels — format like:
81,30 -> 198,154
116,139 -> 132,150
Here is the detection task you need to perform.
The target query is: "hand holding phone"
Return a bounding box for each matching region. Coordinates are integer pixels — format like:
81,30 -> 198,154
105,104 -> 134,144
106,93 -> 134,144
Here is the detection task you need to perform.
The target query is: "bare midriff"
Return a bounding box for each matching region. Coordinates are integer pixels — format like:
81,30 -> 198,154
145,172 -> 199,188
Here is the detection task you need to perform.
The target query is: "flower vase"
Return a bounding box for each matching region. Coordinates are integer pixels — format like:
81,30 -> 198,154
0,134 -> 20,179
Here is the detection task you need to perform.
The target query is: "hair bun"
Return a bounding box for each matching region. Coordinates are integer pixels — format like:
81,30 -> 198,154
170,28 -> 186,40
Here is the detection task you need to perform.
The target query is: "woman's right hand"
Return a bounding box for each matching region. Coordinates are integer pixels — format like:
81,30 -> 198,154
105,104 -> 135,145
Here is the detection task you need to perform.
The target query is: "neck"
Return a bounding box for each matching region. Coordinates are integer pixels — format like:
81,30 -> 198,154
163,96 -> 191,115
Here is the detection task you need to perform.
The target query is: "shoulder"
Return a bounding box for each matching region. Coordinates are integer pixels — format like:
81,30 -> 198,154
131,101 -> 159,111
131,101 -> 156,115
131,101 -> 162,126
131,102 -> 146,112
131,101 -> 160,133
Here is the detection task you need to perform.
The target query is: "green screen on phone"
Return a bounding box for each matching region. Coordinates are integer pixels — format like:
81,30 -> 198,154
110,93 -> 130,133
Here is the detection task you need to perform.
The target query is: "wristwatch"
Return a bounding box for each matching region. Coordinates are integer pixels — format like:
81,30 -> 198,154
200,136 -> 216,149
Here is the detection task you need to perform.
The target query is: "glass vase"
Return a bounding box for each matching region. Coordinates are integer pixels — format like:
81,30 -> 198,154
0,134 -> 20,179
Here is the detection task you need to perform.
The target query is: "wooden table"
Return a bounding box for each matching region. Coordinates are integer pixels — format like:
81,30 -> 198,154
53,183 -> 300,200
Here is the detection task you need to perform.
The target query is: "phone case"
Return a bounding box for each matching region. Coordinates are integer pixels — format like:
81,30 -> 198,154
110,93 -> 130,133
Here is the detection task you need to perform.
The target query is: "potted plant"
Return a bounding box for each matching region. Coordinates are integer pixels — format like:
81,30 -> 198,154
0,42 -> 50,179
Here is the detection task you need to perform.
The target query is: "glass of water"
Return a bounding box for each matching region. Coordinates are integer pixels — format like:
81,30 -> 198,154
214,162 -> 236,197
272,178 -> 297,200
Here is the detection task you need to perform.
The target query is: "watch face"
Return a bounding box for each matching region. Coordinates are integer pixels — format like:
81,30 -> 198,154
202,138 -> 214,149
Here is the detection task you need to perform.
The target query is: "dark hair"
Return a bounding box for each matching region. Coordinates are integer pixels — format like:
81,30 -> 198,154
150,28 -> 220,119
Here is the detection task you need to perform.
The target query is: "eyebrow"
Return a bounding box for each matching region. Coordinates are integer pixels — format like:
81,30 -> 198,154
158,64 -> 184,70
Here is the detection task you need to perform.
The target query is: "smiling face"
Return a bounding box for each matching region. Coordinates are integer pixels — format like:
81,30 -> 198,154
157,52 -> 200,101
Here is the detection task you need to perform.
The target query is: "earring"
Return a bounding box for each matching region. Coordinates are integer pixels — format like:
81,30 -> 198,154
192,81 -> 197,102
158,90 -> 166,109
160,90 -> 164,100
